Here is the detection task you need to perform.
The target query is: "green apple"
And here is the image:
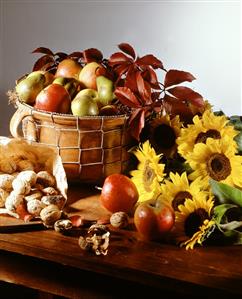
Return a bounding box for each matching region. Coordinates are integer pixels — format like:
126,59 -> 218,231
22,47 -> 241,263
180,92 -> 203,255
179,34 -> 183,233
74,88 -> 99,102
96,76 -> 114,106
15,72 -> 45,104
71,95 -> 99,117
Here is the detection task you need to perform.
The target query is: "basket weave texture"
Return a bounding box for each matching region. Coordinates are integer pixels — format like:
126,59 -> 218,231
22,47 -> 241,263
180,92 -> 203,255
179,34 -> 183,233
10,101 -> 133,183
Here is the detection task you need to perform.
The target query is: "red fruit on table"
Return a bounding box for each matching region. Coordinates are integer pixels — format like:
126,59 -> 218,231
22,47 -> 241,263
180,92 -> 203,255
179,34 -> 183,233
100,174 -> 139,213
134,200 -> 175,241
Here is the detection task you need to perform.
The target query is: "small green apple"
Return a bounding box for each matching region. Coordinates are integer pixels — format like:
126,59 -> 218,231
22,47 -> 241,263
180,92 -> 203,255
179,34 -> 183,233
71,95 -> 99,117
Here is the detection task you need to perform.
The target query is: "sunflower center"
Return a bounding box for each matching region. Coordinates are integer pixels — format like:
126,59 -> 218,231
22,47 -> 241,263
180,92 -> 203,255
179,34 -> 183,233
195,129 -> 221,144
172,191 -> 192,211
206,153 -> 231,181
143,161 -> 155,192
184,208 -> 209,237
153,124 -> 176,149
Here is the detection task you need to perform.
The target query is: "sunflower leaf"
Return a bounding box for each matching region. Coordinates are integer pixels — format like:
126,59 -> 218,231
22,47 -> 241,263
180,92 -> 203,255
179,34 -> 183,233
220,221 -> 242,230
213,203 -> 237,227
209,179 -> 242,207
223,230 -> 242,245
234,131 -> 242,153
229,115 -> 242,130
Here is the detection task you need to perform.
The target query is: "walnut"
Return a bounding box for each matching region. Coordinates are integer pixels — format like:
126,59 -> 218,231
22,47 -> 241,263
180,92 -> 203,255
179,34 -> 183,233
36,171 -> 56,187
27,199 -> 45,216
0,160 -> 17,174
78,236 -> 92,251
16,170 -> 37,186
40,204 -> 62,227
0,188 -> 9,208
110,212 -> 129,229
25,190 -> 43,202
54,219 -> 73,233
17,160 -> 35,171
41,195 -> 65,209
0,174 -> 15,191
5,191 -> 24,212
12,178 -> 31,195
42,187 -> 58,196
86,224 -> 110,256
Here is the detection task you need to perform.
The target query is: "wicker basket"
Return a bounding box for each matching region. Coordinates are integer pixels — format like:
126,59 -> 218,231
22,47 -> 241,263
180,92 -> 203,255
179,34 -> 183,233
10,101 -> 133,184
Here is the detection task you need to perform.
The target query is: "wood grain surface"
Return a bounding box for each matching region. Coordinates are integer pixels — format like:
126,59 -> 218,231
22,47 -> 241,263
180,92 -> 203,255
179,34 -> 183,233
0,184 -> 241,298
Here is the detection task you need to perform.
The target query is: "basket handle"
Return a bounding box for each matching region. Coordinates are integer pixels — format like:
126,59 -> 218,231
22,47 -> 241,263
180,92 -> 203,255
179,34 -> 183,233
10,105 -> 38,141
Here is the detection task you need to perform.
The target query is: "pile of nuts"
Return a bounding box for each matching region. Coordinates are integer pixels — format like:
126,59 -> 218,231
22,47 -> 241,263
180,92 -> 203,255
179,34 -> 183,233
0,163 -> 65,227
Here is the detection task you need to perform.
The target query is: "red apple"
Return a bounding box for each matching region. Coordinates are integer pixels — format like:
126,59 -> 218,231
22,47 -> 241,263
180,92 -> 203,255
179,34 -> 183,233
100,174 -> 139,213
134,200 -> 175,240
35,83 -> 71,113
55,58 -> 82,80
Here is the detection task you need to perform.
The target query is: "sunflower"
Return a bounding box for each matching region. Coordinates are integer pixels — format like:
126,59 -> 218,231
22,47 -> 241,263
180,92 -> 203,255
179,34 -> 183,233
148,114 -> 182,158
159,172 -> 209,211
187,137 -> 242,188
130,141 -> 165,203
177,109 -> 238,160
175,196 -> 215,250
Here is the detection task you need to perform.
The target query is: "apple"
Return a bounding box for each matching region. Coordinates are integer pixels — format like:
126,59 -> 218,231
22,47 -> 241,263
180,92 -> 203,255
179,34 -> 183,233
55,58 -> 82,80
74,88 -> 99,102
53,77 -> 80,99
78,62 -> 104,90
71,95 -> 99,117
134,200 -> 175,241
35,83 -> 71,113
28,70 -> 54,86
100,174 -> 139,213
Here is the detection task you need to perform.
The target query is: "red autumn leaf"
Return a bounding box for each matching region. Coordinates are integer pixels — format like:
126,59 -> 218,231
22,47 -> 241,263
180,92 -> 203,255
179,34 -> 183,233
114,64 -> 130,78
54,52 -> 68,61
142,67 -> 161,89
68,51 -> 83,59
109,52 -> 133,66
129,109 -> 146,141
32,55 -> 55,71
136,72 -> 151,104
114,87 -> 141,108
163,94 -> 194,122
32,47 -> 54,56
83,48 -> 103,63
136,54 -> 163,69
164,69 -> 196,88
118,43 -> 136,59
125,68 -> 138,93
151,91 -> 162,101
168,86 -> 204,107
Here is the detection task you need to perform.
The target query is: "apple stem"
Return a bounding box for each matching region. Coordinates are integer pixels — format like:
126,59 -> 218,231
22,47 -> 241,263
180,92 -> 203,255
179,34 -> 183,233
95,186 -> 102,191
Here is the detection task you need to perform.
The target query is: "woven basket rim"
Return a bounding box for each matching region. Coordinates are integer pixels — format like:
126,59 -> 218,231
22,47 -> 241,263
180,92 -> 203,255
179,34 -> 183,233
16,100 -> 130,121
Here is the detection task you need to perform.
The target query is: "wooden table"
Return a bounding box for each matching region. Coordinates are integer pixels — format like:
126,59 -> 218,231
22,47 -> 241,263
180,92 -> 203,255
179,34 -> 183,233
0,184 -> 241,299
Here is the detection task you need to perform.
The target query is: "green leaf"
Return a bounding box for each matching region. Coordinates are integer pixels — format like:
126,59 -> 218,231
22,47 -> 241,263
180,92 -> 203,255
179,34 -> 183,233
223,230 -> 242,245
220,221 -> 242,230
213,203 -> 237,226
234,131 -> 242,153
229,115 -> 242,130
209,179 -> 242,207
